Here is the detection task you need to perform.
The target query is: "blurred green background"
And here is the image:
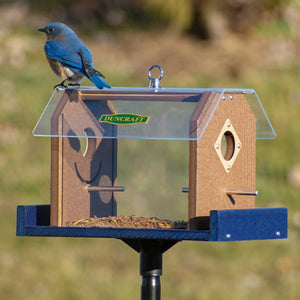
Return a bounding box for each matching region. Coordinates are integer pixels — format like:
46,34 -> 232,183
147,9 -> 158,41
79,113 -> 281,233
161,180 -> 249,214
1,0 -> 300,299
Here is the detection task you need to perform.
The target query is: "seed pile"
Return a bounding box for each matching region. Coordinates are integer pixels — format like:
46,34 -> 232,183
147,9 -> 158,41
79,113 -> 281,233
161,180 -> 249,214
66,215 -> 187,229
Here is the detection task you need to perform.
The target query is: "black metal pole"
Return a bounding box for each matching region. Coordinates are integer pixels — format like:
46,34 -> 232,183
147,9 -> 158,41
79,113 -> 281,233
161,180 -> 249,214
140,250 -> 162,300
122,239 -> 179,300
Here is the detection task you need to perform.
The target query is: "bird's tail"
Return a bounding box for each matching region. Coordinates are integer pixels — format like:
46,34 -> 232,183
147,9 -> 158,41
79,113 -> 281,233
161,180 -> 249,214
89,74 -> 111,89
87,68 -> 111,89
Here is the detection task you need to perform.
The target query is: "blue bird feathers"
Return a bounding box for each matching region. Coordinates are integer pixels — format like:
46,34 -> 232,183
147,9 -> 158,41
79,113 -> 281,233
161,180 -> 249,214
38,22 -> 111,89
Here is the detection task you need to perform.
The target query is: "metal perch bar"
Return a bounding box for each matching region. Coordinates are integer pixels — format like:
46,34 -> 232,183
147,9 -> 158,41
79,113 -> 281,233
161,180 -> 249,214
182,187 -> 258,196
226,190 -> 259,196
86,186 -> 125,192
181,187 -> 189,193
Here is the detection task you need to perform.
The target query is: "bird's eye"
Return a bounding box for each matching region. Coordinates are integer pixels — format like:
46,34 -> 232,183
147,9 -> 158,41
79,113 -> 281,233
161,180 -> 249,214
48,27 -> 54,33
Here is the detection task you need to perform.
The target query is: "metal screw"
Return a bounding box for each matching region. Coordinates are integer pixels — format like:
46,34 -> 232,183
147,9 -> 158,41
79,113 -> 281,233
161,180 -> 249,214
230,95 -> 234,100
223,96 -> 226,100
276,231 -> 281,237
226,165 -> 231,171
227,121 -> 231,127
226,234 -> 231,239
237,143 -> 241,149
216,143 -> 220,149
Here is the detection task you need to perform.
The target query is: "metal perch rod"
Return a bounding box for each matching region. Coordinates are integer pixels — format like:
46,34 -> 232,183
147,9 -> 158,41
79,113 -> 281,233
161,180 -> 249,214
226,190 -> 259,196
86,186 -> 125,192
182,188 -> 258,196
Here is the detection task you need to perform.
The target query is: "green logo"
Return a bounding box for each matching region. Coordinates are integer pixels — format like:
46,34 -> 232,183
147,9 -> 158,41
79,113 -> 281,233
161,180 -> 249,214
99,113 -> 149,125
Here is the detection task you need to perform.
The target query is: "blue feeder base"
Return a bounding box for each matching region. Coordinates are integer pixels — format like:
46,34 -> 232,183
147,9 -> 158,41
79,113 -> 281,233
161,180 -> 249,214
16,205 -> 287,242
16,205 -> 288,300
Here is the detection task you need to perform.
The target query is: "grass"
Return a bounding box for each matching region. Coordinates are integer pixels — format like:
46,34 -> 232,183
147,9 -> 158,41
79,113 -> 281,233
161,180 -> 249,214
1,21 -> 300,300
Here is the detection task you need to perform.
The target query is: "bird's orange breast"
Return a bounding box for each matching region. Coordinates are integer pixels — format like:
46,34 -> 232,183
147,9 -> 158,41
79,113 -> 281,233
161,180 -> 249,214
46,56 -> 66,79
47,34 -> 63,42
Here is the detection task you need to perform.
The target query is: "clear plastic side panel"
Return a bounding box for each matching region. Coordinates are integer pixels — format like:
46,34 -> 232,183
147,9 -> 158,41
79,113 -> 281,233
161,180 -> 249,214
116,139 -> 189,221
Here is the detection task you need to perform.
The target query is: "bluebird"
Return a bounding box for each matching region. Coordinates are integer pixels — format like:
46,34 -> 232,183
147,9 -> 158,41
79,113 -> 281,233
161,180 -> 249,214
38,22 -> 111,89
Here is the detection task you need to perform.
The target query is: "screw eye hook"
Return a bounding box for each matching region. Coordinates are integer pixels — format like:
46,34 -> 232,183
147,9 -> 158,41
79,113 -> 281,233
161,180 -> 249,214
148,65 -> 164,89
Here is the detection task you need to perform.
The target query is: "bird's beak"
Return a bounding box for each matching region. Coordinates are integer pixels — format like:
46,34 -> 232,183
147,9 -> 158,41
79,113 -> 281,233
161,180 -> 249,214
38,27 -> 47,33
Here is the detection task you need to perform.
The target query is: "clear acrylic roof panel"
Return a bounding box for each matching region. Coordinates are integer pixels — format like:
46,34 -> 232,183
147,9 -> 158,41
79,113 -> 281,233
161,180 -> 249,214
32,87 -> 276,140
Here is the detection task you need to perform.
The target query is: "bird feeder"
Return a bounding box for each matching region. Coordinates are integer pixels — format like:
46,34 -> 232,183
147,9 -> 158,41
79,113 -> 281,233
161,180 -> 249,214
17,66 -> 287,300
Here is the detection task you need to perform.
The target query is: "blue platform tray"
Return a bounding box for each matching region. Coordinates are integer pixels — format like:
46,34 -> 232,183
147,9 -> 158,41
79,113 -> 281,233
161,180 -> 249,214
16,205 -> 287,242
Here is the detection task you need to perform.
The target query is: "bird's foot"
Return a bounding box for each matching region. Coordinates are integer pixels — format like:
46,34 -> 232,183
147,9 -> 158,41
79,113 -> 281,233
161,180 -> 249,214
68,83 -> 80,87
53,81 -> 80,90
53,80 -> 67,90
